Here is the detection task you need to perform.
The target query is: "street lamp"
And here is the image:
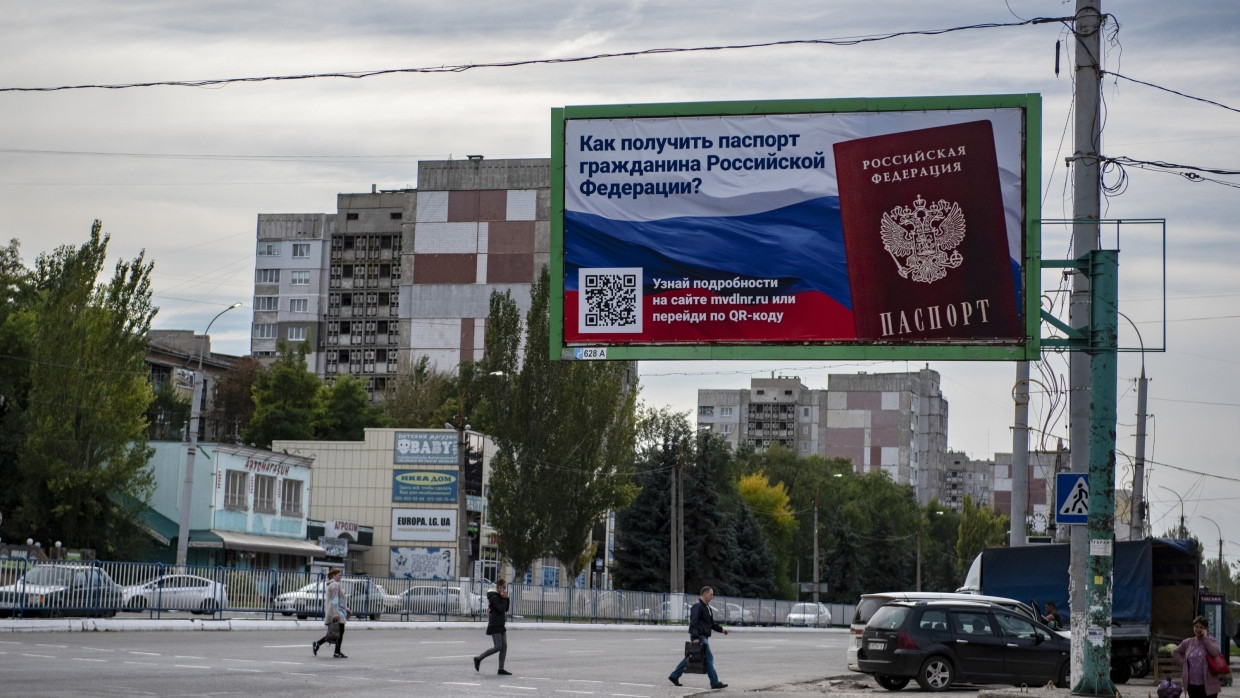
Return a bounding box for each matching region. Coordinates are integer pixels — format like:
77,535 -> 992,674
176,302 -> 243,568
447,415 -> 471,580
1157,486 -> 1186,539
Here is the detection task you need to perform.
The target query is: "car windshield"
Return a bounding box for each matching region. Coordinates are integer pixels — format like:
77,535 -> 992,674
868,605 -> 911,630
22,567 -> 75,586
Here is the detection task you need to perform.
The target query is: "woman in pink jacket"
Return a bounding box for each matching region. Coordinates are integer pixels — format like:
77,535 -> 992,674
1173,615 -> 1224,698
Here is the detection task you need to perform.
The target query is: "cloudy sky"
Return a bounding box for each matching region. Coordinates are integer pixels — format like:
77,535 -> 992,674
4,2 -> 1238,557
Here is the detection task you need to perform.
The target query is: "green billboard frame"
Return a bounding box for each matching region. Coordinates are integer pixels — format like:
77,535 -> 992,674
551,93 -> 1042,362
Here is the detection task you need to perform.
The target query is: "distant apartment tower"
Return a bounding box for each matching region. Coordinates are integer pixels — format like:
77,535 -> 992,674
251,158 -> 551,392
931,451 -> 995,513
824,368 -> 948,502
697,376 -> 827,456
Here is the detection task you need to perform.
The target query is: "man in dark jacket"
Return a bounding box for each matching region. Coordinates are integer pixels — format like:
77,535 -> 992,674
473,578 -> 512,675
668,585 -> 728,689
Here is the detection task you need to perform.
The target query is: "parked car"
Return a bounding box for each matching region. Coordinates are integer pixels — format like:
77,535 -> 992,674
122,574 -> 228,613
275,578 -> 385,620
711,601 -> 755,626
633,601 -> 691,624
786,602 -> 832,627
0,564 -> 122,617
847,591 -> 1038,671
856,599 -> 1069,691
389,585 -> 479,615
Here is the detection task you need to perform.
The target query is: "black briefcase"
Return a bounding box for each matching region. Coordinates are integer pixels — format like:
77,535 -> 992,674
684,641 -> 707,674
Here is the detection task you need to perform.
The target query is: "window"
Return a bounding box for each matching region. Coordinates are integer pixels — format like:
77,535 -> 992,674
288,326 -> 307,341
254,323 -> 277,339
289,298 -> 308,313
224,470 -> 248,510
698,406 -> 714,416
281,479 -> 303,516
291,243 -> 310,258
254,296 -> 278,311
803,407 -> 810,417
290,270 -> 310,285
720,406 -> 733,417
389,211 -> 403,220
540,560 -> 560,587
254,475 -> 276,513
257,242 -> 279,256
256,269 -> 279,284
346,212 -> 359,221
721,424 -> 733,434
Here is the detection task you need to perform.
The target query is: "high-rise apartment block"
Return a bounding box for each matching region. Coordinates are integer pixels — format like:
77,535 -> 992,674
697,369 -> 948,501
251,158 -> 549,392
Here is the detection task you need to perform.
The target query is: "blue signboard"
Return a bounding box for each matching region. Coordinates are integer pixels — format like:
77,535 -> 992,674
392,469 -> 459,504
1055,473 -> 1089,525
394,431 -> 458,465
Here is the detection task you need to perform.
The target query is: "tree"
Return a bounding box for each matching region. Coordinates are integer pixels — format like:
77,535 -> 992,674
209,355 -> 262,443
312,373 -> 385,440
383,355 -> 456,428
681,435 -> 736,595
611,406 -> 691,592
5,222 -> 156,557
146,380 -> 190,441
955,494 -> 1009,576
724,500 -> 778,598
736,470 -> 797,596
481,267 -> 639,581
243,342 -> 320,449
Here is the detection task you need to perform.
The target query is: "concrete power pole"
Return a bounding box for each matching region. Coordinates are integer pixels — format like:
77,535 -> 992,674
1069,2 -> 1118,695
1130,367 -> 1149,539
1011,361 -> 1031,547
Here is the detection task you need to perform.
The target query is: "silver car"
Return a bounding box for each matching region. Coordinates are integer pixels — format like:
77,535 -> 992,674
786,601 -> 832,627
123,574 -> 229,613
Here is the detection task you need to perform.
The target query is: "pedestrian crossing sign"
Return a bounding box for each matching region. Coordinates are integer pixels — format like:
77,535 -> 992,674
1055,473 -> 1089,525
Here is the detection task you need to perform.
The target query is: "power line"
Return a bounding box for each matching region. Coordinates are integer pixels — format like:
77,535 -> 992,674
0,18 -> 1072,93
1103,70 -> 1240,114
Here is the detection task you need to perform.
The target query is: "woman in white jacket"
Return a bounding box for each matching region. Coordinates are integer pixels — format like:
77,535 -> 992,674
312,569 -> 350,658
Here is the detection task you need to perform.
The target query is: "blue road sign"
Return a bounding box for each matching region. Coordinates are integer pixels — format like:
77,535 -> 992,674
1056,473 -> 1089,525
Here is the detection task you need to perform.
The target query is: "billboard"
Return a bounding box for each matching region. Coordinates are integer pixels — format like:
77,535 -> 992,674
393,431 -> 457,465
391,508 -> 456,542
392,469 -> 459,504
551,94 -> 1041,361
390,546 -> 455,580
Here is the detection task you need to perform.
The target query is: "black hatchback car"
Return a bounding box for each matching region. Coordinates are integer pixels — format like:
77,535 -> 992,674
856,600 -> 1069,691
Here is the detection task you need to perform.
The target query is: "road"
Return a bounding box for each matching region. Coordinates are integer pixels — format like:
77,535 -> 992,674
0,624 -> 853,697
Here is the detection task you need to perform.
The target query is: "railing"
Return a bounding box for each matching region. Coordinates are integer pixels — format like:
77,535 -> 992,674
0,557 -> 851,627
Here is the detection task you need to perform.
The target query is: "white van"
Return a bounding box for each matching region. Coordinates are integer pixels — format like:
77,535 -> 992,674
845,591 -> 1038,671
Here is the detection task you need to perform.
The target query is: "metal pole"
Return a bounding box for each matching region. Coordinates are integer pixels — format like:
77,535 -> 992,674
176,302 -> 241,568
812,498 -> 820,603
455,414 -> 470,580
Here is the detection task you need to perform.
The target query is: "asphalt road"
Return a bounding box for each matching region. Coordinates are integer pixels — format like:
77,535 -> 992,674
0,624 -> 852,697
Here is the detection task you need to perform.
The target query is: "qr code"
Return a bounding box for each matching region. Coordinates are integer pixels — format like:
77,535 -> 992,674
579,267 -> 643,333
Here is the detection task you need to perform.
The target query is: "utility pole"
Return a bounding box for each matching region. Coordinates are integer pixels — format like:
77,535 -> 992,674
1011,362 -> 1031,547
1069,2 -> 1116,695
812,498 -> 820,603
669,441 -> 684,599
1130,367 -> 1149,539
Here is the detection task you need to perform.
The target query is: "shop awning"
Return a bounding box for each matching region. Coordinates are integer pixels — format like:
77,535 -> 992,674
211,530 -> 326,557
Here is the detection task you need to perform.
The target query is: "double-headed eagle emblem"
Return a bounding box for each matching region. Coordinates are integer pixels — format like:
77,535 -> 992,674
879,195 -> 965,284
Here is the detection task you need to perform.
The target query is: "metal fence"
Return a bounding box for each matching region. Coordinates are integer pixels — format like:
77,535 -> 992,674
0,557 -> 851,627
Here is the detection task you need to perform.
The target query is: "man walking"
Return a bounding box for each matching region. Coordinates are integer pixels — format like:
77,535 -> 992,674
669,585 -> 728,690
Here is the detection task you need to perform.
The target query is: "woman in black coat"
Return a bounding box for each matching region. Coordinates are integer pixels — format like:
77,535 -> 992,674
473,578 -> 511,675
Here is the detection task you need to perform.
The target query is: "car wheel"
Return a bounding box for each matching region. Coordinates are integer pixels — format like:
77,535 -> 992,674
297,614 -> 308,620
1130,657 -> 1150,679
128,597 -> 147,610
1110,660 -> 1131,684
370,613 -> 380,621
280,611 -> 292,616
1057,660 -> 1070,688
876,675 -> 911,691
200,599 -> 218,613
914,655 -> 954,692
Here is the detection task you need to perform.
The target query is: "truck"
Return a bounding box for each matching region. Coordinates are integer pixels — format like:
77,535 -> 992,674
958,537 -> 1200,683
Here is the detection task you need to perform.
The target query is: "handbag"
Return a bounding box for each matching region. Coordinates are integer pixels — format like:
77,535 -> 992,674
683,641 -> 707,674
1207,653 -> 1229,676
327,617 -> 343,643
